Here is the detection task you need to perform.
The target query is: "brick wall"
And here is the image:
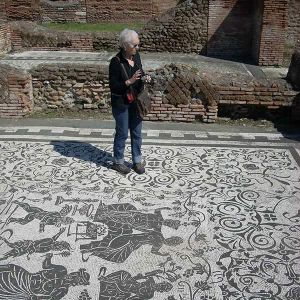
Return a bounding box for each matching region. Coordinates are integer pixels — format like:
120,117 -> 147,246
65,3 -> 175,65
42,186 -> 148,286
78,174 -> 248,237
207,0 -> 255,61
144,65 -> 219,122
0,0 -> 7,22
141,0 -> 209,53
258,0 -> 289,66
30,64 -> 110,110
217,83 -> 297,110
152,0 -> 178,14
40,0 -> 86,23
5,0 -> 41,21
86,0 -> 153,23
0,65 -> 34,118
3,0 -> 295,67
9,21 -> 117,52
252,0 -> 263,64
4,0 -> 177,23
0,61 -> 293,123
0,23 -> 11,54
286,0 -> 300,46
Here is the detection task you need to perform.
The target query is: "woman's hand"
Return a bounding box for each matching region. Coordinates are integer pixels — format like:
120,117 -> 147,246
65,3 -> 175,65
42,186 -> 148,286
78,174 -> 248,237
126,70 -> 142,86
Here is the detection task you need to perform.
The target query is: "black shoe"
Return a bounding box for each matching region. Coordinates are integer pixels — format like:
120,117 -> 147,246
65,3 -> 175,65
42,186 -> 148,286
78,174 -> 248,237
133,162 -> 145,174
111,163 -> 131,175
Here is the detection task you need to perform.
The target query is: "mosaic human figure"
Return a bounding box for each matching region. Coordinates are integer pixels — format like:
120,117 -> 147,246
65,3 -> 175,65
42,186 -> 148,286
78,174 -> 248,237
98,269 -> 173,300
0,228 -> 71,261
0,253 -> 90,300
7,200 -> 74,232
80,225 -> 183,262
93,203 -> 181,233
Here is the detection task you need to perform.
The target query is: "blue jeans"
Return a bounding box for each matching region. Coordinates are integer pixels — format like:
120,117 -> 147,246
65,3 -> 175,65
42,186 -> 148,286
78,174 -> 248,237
112,104 -> 142,164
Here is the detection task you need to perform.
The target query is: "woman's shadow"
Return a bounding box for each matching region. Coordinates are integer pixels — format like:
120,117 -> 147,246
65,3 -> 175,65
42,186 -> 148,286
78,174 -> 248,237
50,141 -> 116,169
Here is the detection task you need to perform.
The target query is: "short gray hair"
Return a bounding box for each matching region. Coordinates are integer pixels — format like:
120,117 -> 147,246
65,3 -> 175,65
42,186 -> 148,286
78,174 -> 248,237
118,29 -> 139,49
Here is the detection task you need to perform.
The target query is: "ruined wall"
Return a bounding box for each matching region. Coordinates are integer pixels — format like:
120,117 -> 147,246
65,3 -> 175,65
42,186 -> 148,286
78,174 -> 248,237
207,0 -> 255,61
85,0 -> 177,23
0,65 -> 33,118
152,0 -> 178,14
10,21 -> 93,52
9,21 -> 117,52
258,0 -> 289,66
286,0 -> 300,46
40,0 -> 86,23
0,0 -> 7,22
86,0 -> 153,23
0,0 -> 10,54
30,64 -> 110,110
251,0 -> 263,64
1,59 -> 299,122
0,24 -> 11,54
5,0 -> 41,21
3,0 -> 295,66
4,0 -> 177,23
141,0 -> 209,53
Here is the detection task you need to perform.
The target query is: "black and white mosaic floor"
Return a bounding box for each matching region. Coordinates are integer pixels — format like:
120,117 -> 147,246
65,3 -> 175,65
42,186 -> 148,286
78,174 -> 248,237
0,131 -> 300,300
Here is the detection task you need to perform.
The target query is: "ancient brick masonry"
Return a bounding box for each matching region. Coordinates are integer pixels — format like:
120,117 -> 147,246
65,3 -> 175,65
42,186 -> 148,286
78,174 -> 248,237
9,22 -> 118,52
145,66 -> 219,122
143,64 -> 299,123
0,66 -> 34,118
141,0 -> 292,66
30,64 -> 110,111
152,0 -> 178,15
85,0 -> 177,23
0,0 -> 7,22
0,24 -> 11,55
1,61 -> 300,122
141,0 -> 209,54
4,0 -> 177,23
40,0 -> 86,23
287,0 -> 300,46
207,0 -> 255,61
258,0 -> 289,66
5,0 -> 41,21
4,0 -> 296,67
86,0 -> 154,23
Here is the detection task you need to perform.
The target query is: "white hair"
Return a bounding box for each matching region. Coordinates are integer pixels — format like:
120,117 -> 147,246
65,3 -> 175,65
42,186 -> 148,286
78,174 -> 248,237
118,29 -> 139,49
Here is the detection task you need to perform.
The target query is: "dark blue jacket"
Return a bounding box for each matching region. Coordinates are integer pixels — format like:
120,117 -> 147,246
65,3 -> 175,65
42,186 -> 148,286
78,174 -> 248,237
109,50 -> 144,108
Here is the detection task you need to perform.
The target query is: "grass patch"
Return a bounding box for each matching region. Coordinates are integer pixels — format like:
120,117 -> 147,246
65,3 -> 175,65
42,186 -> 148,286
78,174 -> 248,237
41,22 -> 144,32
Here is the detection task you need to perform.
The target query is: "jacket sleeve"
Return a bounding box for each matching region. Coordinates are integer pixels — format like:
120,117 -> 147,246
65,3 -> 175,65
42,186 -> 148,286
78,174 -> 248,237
135,53 -> 145,92
109,57 -> 128,95
136,52 -> 145,77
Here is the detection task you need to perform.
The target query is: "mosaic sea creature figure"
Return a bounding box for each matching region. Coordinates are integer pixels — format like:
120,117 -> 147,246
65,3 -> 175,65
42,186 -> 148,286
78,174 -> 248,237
0,253 -> 90,300
98,268 -> 173,300
7,200 -> 74,232
93,203 -> 181,233
80,226 -> 183,263
0,228 -> 71,260
81,203 -> 183,262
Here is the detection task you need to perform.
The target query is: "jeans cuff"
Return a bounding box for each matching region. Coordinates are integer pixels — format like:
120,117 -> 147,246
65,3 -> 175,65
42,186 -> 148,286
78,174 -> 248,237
133,156 -> 142,164
114,157 -> 124,164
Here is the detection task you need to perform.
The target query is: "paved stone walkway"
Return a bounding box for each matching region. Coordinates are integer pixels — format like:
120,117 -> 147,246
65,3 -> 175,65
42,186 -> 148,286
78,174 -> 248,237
0,120 -> 299,300
0,51 -> 288,81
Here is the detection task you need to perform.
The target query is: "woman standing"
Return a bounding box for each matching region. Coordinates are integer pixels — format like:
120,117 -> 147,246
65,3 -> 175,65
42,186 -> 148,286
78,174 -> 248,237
109,29 -> 150,175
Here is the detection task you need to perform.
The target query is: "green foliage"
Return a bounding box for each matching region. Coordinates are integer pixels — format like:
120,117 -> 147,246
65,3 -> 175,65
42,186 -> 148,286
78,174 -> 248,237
41,22 -> 144,32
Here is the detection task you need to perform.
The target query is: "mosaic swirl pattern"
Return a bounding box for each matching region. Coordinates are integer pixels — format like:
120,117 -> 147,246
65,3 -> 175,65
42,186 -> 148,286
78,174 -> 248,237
0,140 -> 300,299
